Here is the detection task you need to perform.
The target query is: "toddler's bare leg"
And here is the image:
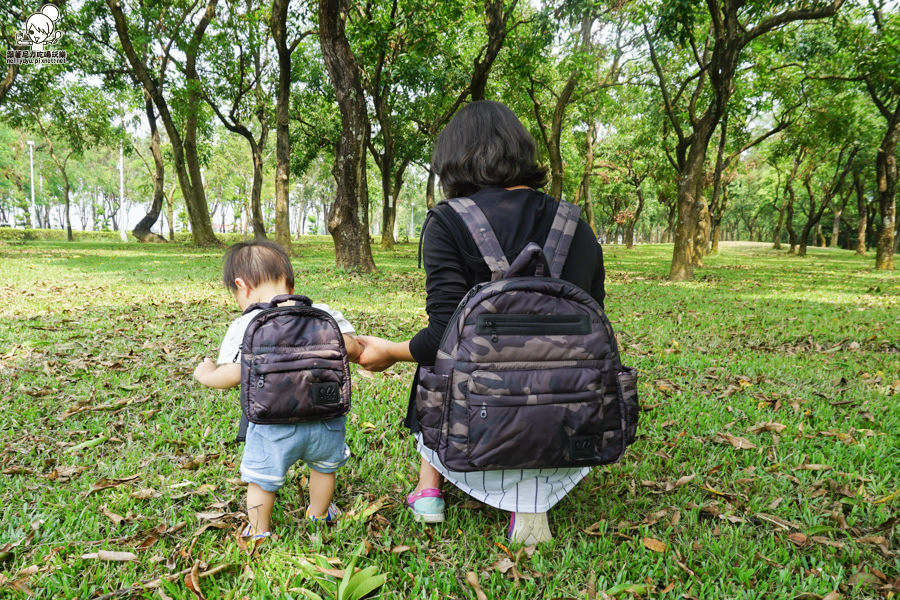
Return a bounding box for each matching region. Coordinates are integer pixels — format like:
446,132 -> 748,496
246,483 -> 275,533
415,455 -> 442,492
307,469 -> 336,517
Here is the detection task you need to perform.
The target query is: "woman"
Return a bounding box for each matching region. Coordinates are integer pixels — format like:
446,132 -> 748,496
357,101 -> 605,544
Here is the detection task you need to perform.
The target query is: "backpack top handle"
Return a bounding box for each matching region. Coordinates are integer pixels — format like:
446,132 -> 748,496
242,294 -> 313,315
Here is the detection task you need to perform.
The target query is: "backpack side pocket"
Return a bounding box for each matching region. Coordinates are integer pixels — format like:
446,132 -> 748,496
616,367 -> 639,450
415,367 -> 448,452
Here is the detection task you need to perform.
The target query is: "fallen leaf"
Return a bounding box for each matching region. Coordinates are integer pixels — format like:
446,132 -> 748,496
788,533 -> 808,546
3,466 -> 33,475
642,537 -> 667,553
184,560 -> 205,599
796,464 -> 832,471
856,535 -> 893,557
491,557 -> 516,574
101,505 -> 126,526
675,474 -> 696,487
715,432 -> 757,450
313,565 -> 360,579
749,422 -> 787,434
47,465 -> 87,482
754,513 -> 801,531
390,545 -> 412,554
810,536 -> 846,550
80,550 -> 138,561
130,488 -> 161,499
87,474 -> 140,495
465,571 -> 488,600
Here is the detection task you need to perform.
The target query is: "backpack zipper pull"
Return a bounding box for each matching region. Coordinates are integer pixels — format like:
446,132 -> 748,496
480,404 -> 487,419
256,374 -> 265,388
487,319 -> 498,343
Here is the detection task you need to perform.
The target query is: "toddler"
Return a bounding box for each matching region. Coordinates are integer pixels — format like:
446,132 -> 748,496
193,240 -> 361,539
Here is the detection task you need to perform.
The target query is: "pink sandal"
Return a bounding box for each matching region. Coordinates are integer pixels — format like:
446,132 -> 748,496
406,488 -> 445,523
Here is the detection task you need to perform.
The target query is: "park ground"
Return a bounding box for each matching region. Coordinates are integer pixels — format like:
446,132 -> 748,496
0,239 -> 898,599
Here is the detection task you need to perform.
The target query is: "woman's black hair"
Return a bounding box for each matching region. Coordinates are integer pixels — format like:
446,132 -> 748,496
431,101 -> 548,199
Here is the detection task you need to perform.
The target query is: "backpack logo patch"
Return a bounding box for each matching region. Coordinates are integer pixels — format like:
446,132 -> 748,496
569,436 -> 597,461
312,382 -> 340,405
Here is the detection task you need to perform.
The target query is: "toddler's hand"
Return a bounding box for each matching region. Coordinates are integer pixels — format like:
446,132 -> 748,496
355,335 -> 397,372
193,358 -> 217,384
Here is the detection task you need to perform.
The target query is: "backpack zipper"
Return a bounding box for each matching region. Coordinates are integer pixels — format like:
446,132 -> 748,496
476,314 -> 590,336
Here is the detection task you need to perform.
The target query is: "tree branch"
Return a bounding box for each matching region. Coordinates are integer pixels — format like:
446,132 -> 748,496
643,23 -> 684,145
743,0 -> 845,46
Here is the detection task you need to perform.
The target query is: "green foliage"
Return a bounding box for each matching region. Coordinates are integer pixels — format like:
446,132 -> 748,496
1,240 -> 897,598
296,542 -> 388,600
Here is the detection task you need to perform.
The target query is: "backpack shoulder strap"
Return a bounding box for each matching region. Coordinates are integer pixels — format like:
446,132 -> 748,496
542,200 -> 581,279
446,197 -> 509,281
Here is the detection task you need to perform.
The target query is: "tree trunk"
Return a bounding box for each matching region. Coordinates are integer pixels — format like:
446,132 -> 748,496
0,63 -> 18,106
645,1 -> 842,279
830,207 -> 842,248
854,171 -> 867,255
271,0 -> 293,253
798,181 -> 820,257
165,182 -> 176,241
132,93 -> 167,243
662,192 -> 675,242
469,0 -> 511,101
707,115 -> 728,255
63,176 -> 72,241
669,115 -> 716,280
378,160 -> 395,250
874,118 -> 899,270
816,223 -> 826,247
785,152 -> 803,254
625,188 -> 645,249
426,168 -> 436,209
573,121 -> 597,233
711,186 -> 728,253
250,134 -> 268,238
318,0 -> 376,272
542,14 -> 593,200
107,0 -> 219,246
773,190 -> 787,250
799,147 -> 857,256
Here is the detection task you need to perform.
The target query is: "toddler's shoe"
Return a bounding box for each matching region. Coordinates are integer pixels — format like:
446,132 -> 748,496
407,488 -> 444,523
306,503 -> 341,524
508,512 -> 552,545
240,523 -> 272,541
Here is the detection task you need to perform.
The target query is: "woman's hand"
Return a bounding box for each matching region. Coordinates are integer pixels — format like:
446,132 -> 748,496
355,336 -> 412,372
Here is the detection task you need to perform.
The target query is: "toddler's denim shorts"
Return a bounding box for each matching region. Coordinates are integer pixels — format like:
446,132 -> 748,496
240,415 -> 350,492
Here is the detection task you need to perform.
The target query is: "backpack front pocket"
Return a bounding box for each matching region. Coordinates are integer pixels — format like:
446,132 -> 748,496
247,353 -> 345,423
463,368 -> 606,470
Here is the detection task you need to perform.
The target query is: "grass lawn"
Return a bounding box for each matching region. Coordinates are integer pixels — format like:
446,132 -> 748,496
1,238 -> 898,599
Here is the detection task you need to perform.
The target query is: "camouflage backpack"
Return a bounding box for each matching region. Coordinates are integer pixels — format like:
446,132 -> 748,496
235,294 -> 351,442
415,198 -> 639,471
